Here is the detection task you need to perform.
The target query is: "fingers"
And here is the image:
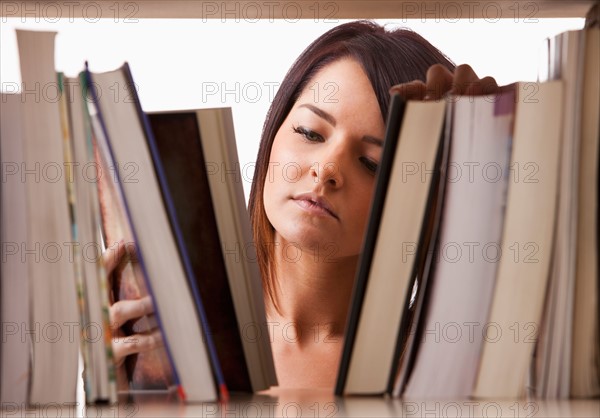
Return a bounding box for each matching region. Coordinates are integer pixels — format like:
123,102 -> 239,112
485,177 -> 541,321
109,296 -> 154,331
109,295 -> 158,369
451,64 -> 480,95
118,329 -> 163,358
451,64 -> 499,96
425,64 -> 454,100
389,80 -> 426,100
477,76 -> 499,96
389,63 -> 499,101
103,239 -> 127,274
112,329 -> 164,368
389,63 -> 454,100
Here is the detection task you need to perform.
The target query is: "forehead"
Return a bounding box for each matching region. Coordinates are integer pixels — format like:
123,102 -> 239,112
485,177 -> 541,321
297,57 -> 374,103
293,57 -> 384,129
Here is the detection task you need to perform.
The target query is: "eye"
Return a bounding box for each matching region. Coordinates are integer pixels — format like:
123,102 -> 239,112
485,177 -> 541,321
292,125 -> 324,143
359,156 -> 378,174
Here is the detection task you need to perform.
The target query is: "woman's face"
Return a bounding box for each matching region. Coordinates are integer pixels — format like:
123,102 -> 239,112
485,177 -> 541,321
263,58 -> 386,260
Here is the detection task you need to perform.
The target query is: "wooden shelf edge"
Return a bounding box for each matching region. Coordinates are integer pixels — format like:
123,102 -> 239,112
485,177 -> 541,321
0,1 -> 595,20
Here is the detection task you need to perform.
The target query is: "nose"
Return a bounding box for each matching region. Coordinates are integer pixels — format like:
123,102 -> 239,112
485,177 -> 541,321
309,148 -> 345,189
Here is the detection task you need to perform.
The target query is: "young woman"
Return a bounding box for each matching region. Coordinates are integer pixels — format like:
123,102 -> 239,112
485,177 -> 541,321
249,21 -> 453,388
105,20 -> 496,390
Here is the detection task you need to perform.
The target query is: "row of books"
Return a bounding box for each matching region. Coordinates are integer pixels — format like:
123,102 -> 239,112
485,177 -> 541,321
1,25 -> 598,406
336,27 -> 599,399
0,29 -> 276,405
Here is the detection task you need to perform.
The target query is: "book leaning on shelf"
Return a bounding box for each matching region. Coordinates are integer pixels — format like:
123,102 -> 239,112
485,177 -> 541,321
88,63 -> 277,398
1,30 -> 82,406
146,109 -> 277,393
336,26 -> 600,400
0,29 -> 276,405
534,27 -> 600,399
60,71 -> 118,404
88,62 -> 225,402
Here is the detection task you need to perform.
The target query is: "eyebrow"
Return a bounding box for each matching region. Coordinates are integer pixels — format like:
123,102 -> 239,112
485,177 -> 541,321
362,135 -> 383,147
299,103 -> 383,147
299,103 -> 336,126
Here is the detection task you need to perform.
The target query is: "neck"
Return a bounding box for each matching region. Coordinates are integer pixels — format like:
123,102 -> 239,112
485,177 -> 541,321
267,235 -> 357,344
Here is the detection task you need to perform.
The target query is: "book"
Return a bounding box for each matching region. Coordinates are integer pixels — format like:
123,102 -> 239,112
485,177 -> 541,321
190,109 -> 277,392
391,98 -> 453,398
403,90 -> 515,399
90,80 -> 176,392
535,29 -> 584,399
62,73 -> 117,403
86,63 -> 219,402
535,27 -> 600,399
147,109 -> 277,392
2,30 -> 116,407
0,93 -> 30,405
334,93 -> 405,396
336,95 -> 447,395
14,29 -> 80,405
473,80 -> 564,399
570,27 -> 600,399
58,71 -> 92,401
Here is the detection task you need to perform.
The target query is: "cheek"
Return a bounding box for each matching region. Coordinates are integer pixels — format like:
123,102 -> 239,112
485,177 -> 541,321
270,134 -> 305,171
350,179 -> 377,233
262,132 -> 299,226
263,131 -> 312,198
262,157 -> 280,225
263,136 -> 289,200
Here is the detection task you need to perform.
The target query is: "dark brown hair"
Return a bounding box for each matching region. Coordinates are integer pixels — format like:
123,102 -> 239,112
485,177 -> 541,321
249,20 -> 454,312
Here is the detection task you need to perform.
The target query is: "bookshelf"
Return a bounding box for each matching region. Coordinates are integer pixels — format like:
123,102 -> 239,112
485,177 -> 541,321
2,1 -> 599,417
24,388 -> 600,417
0,1 -> 596,19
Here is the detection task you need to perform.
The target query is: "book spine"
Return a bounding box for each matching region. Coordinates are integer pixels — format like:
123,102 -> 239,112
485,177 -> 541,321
79,71 -> 118,403
388,98 -> 452,396
58,72 -> 96,403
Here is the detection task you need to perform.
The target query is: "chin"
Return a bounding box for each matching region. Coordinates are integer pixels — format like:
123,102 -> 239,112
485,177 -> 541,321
278,227 -> 360,262
267,207 -> 359,260
282,227 -> 330,251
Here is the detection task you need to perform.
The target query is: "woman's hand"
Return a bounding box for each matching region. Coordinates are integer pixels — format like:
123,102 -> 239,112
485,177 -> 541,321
104,241 -> 163,369
389,64 -> 498,100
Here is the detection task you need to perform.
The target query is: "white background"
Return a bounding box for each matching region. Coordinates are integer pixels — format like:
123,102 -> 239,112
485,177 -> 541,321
1,16 -> 584,200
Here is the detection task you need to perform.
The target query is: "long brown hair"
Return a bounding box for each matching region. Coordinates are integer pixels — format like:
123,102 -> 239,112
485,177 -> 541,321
249,21 -> 454,313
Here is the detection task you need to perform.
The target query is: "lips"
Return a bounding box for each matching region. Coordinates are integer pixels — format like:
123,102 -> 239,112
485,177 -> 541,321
292,192 -> 339,220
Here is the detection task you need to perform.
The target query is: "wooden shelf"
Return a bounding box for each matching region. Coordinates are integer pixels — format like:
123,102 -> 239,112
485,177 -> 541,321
122,389 -> 600,417
11,388 -> 599,417
0,1 -> 595,20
